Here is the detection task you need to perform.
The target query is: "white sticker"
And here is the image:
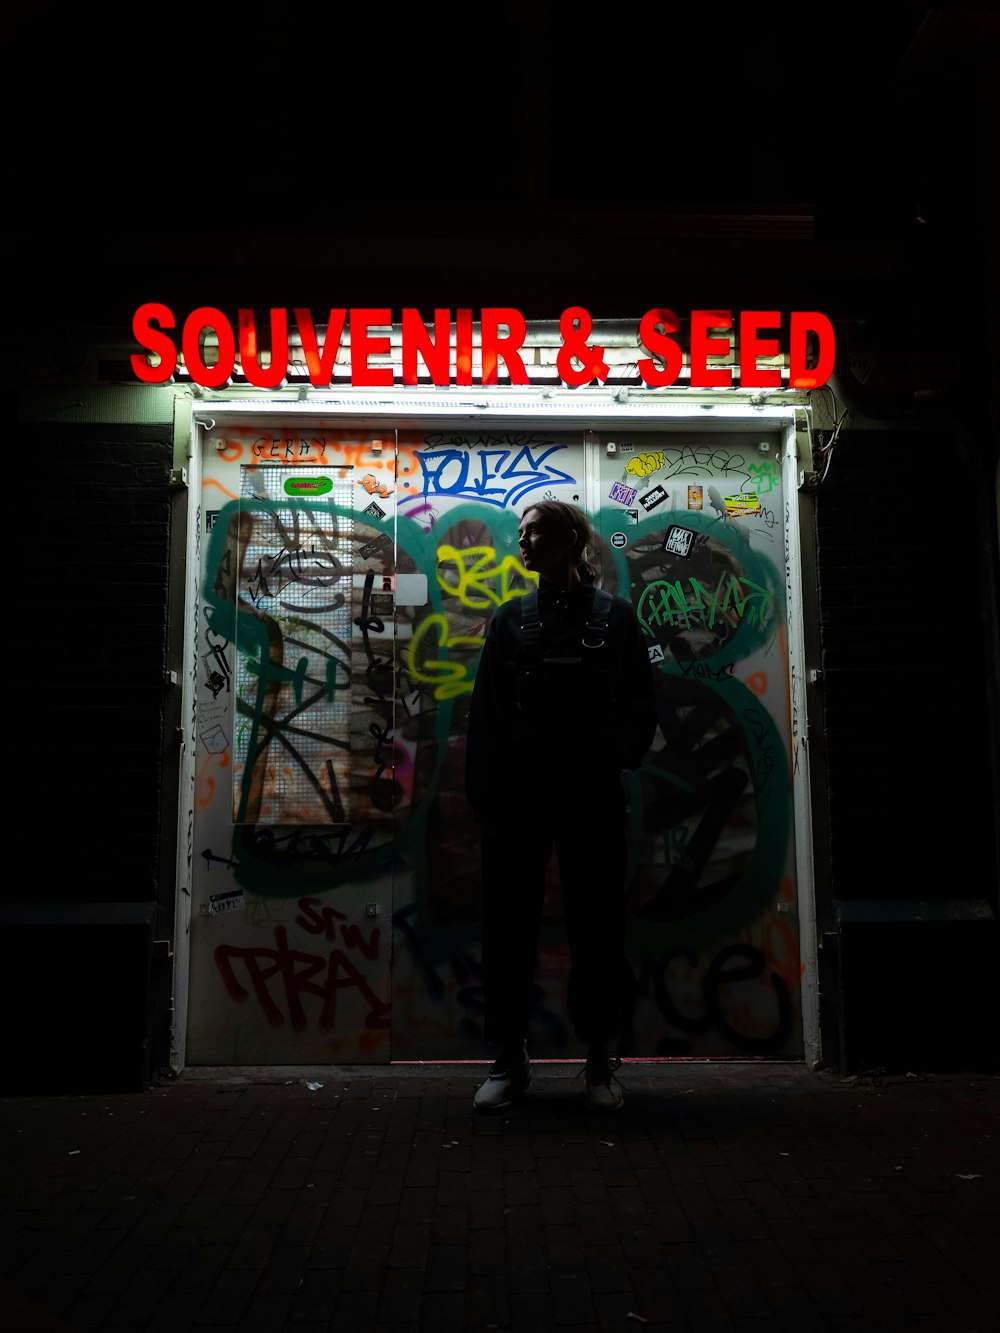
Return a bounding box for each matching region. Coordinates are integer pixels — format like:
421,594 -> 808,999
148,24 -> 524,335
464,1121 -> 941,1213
208,890 -> 245,915
395,573 -> 428,606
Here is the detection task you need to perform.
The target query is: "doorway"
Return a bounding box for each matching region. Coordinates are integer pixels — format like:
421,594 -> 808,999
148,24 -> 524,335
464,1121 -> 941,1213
180,410 -> 811,1065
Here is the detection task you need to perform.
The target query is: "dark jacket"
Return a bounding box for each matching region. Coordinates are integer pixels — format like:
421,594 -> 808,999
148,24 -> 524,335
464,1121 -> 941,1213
465,579 -> 658,814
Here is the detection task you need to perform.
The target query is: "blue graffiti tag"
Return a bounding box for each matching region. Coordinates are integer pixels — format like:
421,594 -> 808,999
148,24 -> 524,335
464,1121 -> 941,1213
402,445 -> 577,511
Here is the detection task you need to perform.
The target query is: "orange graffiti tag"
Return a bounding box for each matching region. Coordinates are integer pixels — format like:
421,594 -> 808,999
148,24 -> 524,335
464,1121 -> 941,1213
203,477 -> 238,500
359,473 -> 394,498
196,749 -> 230,807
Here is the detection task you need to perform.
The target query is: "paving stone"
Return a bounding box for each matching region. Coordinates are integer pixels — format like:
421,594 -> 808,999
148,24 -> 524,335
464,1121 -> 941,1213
191,1266 -> 261,1327
289,1266 -> 341,1322
57,1292 -> 124,1331
250,1243 -> 307,1294
418,1289 -> 466,1332
0,1065 -> 995,1333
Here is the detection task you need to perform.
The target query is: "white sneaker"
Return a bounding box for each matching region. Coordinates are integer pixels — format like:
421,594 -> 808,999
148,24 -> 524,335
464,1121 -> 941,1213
584,1052 -> 624,1111
473,1046 -> 531,1113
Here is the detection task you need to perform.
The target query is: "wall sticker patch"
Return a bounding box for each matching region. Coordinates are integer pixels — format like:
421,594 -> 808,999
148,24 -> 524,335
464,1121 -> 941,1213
664,525 -> 697,557
284,476 -> 333,496
609,481 -> 638,506
725,492 -> 762,516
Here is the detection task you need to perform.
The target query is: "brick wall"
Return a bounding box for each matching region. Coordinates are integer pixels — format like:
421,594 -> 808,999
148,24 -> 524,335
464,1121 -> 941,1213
815,425 -> 999,1072
5,424 -> 173,1091
816,427 -> 995,900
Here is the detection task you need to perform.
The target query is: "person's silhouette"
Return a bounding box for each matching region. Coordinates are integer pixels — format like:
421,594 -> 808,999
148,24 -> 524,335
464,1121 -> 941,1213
466,502 -> 657,1112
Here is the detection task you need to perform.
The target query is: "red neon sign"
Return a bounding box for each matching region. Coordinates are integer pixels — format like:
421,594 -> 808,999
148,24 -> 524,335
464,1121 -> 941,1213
130,305 -> 835,390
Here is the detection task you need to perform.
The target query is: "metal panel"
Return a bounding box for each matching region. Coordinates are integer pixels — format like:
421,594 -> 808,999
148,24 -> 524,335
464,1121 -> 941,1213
185,427 -> 395,1064
182,413 -> 807,1063
388,427 -> 590,1057
388,426 -> 804,1059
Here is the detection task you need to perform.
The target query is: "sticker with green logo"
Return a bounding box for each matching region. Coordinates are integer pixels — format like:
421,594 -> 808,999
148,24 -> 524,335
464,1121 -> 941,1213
283,476 -> 333,496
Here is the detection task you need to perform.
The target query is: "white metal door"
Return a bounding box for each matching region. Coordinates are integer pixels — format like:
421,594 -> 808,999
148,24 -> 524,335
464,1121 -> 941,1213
180,414 -> 809,1063
185,425 -> 396,1063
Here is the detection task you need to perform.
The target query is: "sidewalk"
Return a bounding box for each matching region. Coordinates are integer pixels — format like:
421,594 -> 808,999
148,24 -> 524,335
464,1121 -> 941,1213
1,1061 -> 997,1332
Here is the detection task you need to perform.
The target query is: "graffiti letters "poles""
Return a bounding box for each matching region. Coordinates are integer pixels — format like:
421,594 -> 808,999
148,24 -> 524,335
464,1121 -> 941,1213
407,445 -> 575,510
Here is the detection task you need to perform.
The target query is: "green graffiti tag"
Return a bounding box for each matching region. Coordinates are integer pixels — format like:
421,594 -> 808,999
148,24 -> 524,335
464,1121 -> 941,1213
638,573 -> 772,636
201,492 -> 791,955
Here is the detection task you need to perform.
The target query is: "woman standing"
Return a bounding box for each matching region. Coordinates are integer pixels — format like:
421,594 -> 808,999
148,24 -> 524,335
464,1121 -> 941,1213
466,502 -> 657,1112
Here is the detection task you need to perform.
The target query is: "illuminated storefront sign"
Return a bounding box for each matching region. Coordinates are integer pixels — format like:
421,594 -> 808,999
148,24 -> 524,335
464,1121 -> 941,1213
130,304 -> 836,391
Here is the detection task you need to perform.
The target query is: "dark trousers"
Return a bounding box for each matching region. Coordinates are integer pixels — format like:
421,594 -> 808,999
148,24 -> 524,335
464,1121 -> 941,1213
479,779 -> 636,1052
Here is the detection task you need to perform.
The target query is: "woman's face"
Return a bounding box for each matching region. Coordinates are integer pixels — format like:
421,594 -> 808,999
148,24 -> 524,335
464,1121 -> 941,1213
518,508 -> 576,584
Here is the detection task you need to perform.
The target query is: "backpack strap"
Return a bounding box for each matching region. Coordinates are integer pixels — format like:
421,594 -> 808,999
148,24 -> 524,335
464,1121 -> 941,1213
519,587 -> 543,649
520,585 -> 614,652
582,587 -> 613,649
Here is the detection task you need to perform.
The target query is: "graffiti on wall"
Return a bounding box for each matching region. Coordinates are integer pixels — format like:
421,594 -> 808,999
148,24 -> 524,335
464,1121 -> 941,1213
193,429 -> 798,1059
214,896 -> 389,1034
399,432 -> 577,511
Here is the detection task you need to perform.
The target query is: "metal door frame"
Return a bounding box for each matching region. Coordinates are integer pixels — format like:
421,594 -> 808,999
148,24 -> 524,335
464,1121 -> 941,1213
167,393 -> 821,1071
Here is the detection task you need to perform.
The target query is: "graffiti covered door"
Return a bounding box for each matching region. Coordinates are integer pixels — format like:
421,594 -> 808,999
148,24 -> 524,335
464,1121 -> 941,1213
389,426 -> 803,1060
388,427 -> 591,1056
594,431 -> 801,1057
184,420 -> 805,1064
186,427 -> 397,1064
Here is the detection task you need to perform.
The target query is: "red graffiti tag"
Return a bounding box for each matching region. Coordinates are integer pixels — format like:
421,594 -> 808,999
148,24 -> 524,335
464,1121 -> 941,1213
296,896 -> 381,960
215,925 -> 390,1032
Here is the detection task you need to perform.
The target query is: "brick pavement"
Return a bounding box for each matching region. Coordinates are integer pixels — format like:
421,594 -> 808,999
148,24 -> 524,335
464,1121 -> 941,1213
1,1062 -> 997,1332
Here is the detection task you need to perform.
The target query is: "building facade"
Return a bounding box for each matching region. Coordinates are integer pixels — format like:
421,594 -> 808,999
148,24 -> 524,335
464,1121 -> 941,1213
8,303 -> 997,1091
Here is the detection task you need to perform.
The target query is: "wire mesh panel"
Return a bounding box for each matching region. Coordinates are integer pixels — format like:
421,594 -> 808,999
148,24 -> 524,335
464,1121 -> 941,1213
232,466 -> 355,825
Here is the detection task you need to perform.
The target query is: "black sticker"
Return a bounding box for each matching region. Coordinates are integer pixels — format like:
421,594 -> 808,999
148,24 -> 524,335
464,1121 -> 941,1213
640,485 -> 668,512
664,525 -> 695,557
359,532 -> 393,560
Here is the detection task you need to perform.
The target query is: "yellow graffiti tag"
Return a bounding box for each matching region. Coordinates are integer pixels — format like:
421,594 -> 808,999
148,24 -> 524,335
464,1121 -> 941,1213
625,451 -> 664,478
435,545 -> 536,609
406,612 -> 483,700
